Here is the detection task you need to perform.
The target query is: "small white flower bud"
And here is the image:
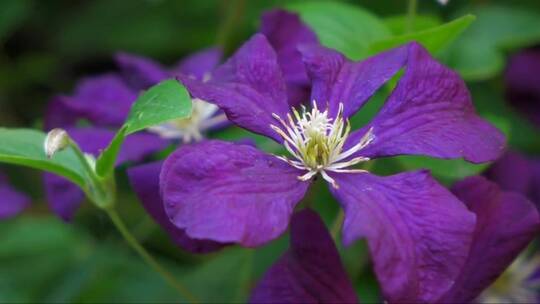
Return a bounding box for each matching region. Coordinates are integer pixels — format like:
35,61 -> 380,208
437,0 -> 449,5
44,128 -> 70,158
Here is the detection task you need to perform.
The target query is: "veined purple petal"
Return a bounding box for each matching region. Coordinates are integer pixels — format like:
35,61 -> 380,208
330,170 -> 476,303
249,209 -> 358,304
45,74 -> 136,129
260,9 -> 318,107
439,176 -> 540,303
172,47 -> 222,80
300,43 -> 407,119
128,161 -> 224,253
178,34 -> 289,142
0,173 -> 30,219
160,140 -> 309,247
114,52 -> 169,91
45,127 -> 167,221
505,50 -> 540,128
345,42 -> 505,163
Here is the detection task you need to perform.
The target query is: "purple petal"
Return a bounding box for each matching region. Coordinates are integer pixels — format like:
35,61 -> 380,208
160,140 -> 309,247
128,161 -> 224,253
485,151 -> 535,198
260,9 -> 318,107
114,52 -> 169,91
439,176 -> 540,303
250,209 -> 358,304
300,43 -> 407,118
44,173 -> 84,221
505,50 -> 540,128
45,127 -> 167,221
45,74 -> 136,129
330,170 -> 476,303
345,42 -> 505,163
0,173 -> 30,219
178,34 -> 289,142
171,48 -> 222,80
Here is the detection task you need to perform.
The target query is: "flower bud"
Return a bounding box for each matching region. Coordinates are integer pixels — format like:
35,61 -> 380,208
44,128 -> 70,158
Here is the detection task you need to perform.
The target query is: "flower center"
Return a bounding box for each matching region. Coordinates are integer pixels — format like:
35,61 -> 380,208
148,98 -> 226,143
270,101 -> 374,188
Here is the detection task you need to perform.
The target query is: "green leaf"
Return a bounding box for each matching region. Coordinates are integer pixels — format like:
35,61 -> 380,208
287,1 -> 391,60
124,79 -> 192,135
395,156 -> 489,184
383,14 -> 442,35
0,128 -> 89,188
368,15 -> 475,56
444,6 -> 540,80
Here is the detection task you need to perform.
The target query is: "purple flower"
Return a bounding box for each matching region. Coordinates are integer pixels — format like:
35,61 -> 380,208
439,176 -> 540,303
249,209 -> 358,304
163,34 -> 505,302
127,161 -> 224,253
505,49 -> 540,128
485,151 -> 540,209
0,172 -> 30,219
44,48 -> 223,221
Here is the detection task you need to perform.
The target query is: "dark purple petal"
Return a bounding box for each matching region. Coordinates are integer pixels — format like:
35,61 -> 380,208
172,48 -> 222,80
45,74 -> 136,129
128,161 -> 224,253
178,34 -> 289,142
300,43 -> 407,118
0,173 -> 30,219
114,52 -> 169,91
260,9 -> 318,107
345,42 -> 505,163
439,176 -> 540,303
44,173 -> 84,221
330,170 -> 476,303
505,50 -> 540,128
250,209 -> 358,304
160,140 -> 309,247
45,127 -> 167,221
485,151 -> 535,198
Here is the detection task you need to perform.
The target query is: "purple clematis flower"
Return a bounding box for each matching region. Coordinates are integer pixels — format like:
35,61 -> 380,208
485,151 -> 540,209
0,172 -> 30,219
438,176 -> 540,303
163,33 -> 505,302
44,48 -> 223,221
505,48 -> 540,128
249,209 -> 358,304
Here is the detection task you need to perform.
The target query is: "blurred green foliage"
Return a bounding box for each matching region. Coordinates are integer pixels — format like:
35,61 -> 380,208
1,0 -> 540,302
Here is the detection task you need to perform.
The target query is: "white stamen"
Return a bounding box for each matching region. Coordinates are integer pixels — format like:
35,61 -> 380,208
148,98 -> 222,143
270,101 -> 374,188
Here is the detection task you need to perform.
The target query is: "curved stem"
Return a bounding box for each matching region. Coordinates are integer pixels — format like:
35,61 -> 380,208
406,0 -> 418,34
330,209 -> 344,241
215,0 -> 245,51
106,208 -> 198,303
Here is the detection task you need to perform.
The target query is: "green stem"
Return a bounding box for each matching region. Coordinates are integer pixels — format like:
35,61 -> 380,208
330,209 -> 344,241
106,208 -> 198,303
406,0 -> 418,34
215,0 -> 245,52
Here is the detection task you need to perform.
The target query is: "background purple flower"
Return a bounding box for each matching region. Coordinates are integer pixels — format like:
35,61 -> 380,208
485,151 -> 540,210
438,176 -> 540,303
43,48 -> 222,221
0,173 -> 30,219
249,209 -> 358,304
505,49 -> 540,128
166,34 -> 505,302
